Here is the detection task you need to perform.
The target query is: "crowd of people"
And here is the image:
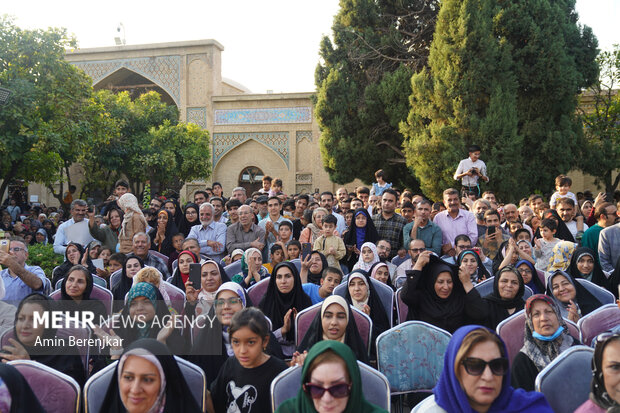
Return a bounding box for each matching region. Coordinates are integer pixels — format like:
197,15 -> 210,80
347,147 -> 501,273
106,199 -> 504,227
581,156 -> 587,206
0,145 -> 620,412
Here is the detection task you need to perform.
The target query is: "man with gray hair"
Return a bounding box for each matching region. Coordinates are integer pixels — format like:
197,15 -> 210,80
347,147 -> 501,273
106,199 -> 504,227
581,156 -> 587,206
53,199 -> 95,255
226,205 -> 266,254
188,202 -> 227,262
130,232 -> 169,278
231,187 -> 247,204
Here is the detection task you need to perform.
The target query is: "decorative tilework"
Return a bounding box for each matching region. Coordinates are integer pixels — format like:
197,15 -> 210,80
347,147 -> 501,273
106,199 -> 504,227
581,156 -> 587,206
186,107 -> 207,129
72,56 -> 182,105
296,131 -> 313,143
296,173 -> 312,183
214,107 -> 312,125
213,132 -> 290,168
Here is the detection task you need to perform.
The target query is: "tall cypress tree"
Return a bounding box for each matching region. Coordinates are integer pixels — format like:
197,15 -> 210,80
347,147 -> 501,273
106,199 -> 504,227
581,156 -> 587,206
401,0 -> 523,201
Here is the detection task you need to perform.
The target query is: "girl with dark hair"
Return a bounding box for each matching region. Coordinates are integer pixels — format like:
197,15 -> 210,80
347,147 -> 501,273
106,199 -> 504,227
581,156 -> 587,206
259,262 -> 312,357
0,294 -> 86,386
210,307 -> 288,413
100,338 -> 201,413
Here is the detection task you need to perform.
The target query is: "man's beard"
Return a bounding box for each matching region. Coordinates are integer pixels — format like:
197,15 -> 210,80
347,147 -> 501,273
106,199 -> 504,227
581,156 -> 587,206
378,254 -> 389,263
200,219 -> 213,226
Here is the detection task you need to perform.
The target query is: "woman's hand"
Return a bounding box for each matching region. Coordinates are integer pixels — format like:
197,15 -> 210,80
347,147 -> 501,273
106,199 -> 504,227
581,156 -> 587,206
290,350 -> 308,367
157,315 -> 177,343
281,308 -> 294,335
458,263 -> 474,292
567,300 -> 580,323
300,253 -> 311,270
1,338 -> 30,362
95,267 -> 109,278
413,250 -> 431,271
185,280 -> 200,303
361,304 -> 371,316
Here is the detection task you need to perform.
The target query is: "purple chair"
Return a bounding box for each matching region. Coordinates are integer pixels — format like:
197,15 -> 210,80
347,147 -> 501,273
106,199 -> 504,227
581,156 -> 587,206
9,359 -> 81,413
0,323 -> 91,377
396,287 -> 409,325
497,309 -> 580,365
161,281 -> 186,314
295,302 -> 373,356
247,277 -> 270,306
50,284 -> 113,318
578,303 -> 620,346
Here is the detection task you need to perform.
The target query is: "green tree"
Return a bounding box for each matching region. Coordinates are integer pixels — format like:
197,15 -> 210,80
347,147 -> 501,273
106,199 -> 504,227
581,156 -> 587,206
401,0 -> 598,200
0,17 -> 96,206
400,0 -> 523,201
80,90 -> 211,197
314,0 -> 439,190
578,46 -> 620,194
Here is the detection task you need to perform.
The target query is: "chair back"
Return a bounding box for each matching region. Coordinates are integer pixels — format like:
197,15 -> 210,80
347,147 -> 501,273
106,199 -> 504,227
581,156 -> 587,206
172,258 -> 178,272
496,309 -> 580,364
395,287 -> 409,324
161,281 -> 186,314
9,359 -> 81,413
578,303 -> 620,346
84,356 -> 206,413
270,362 -> 390,412
109,269 -> 122,290
50,284 -> 113,318
224,260 -> 242,279
92,274 -> 107,288
537,269 -> 546,287
376,321 -> 451,394
290,258 -> 301,273
247,277 -> 270,306
474,276 -> 533,300
334,277 -> 394,327
394,275 -> 406,289
576,278 -> 616,305
295,303 -> 373,356
150,250 -> 169,265
535,345 -> 594,413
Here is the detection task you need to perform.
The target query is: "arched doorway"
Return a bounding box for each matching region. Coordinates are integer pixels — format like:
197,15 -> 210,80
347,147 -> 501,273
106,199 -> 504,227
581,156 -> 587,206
238,166 -> 264,195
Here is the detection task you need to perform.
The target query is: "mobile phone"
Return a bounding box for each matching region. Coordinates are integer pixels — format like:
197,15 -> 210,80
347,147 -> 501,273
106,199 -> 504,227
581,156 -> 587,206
486,225 -> 496,235
189,263 -> 202,288
0,240 -> 9,254
301,243 -> 312,260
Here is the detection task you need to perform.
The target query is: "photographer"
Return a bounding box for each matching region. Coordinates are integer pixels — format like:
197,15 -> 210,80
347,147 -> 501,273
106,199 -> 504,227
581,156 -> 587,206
454,144 -> 489,198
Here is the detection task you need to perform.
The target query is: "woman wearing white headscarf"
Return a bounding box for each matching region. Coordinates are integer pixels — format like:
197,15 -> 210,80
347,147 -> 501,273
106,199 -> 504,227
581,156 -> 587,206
117,193 -> 147,253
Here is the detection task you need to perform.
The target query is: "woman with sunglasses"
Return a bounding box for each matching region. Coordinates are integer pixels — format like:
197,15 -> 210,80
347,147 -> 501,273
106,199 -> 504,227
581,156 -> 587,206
275,340 -> 388,413
512,294 -> 579,391
576,333 -> 620,412
415,325 -> 551,412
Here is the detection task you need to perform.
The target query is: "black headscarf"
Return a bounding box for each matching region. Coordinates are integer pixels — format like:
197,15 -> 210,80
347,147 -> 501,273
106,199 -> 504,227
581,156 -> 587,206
178,203 -> 200,237
515,259 -> 545,294
164,198 -> 183,227
260,262 -> 312,342
0,363 -> 45,413
307,251 -> 328,285
456,249 -> 490,283
100,338 -> 202,413
111,255 -> 144,312
12,294 -> 86,386
297,297 -> 369,365
567,247 -> 608,292
545,270 -> 602,318
485,266 -> 525,309
534,209 -> 575,242
42,219 -> 56,239
59,265 -> 107,322
51,242 -> 96,288
149,209 -> 179,256
343,208 -> 379,250
588,335 -> 620,411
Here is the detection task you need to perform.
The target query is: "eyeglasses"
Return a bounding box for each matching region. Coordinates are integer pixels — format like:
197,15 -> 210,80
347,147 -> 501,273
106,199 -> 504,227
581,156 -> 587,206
214,297 -> 242,307
9,247 -> 25,252
409,248 -> 425,253
303,382 -> 351,399
518,268 -> 532,275
461,357 -> 508,376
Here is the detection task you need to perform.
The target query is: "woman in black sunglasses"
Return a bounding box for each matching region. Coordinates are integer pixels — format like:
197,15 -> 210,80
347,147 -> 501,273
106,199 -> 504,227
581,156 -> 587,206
415,325 -> 552,412
275,340 -> 387,412
576,333 -> 620,412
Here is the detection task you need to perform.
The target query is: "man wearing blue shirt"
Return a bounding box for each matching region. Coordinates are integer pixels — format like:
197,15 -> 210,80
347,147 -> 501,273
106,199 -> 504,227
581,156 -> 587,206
188,202 -> 227,262
0,237 -> 48,302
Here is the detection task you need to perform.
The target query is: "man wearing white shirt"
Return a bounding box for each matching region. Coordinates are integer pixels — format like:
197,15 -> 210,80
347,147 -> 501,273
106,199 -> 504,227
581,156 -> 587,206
53,199 -> 94,255
187,202 -> 227,262
319,192 -> 346,236
454,145 -> 489,197
258,196 -> 292,260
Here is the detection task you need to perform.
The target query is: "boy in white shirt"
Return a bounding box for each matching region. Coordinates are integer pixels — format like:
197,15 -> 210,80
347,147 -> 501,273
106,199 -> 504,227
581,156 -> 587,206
454,145 -> 489,198
549,174 -> 578,208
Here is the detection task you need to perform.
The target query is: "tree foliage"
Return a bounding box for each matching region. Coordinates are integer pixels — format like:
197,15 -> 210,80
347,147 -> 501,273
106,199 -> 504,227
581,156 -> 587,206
401,0 -> 598,200
80,90 -> 211,197
314,0 -> 439,190
578,46 -> 620,194
0,16 -> 96,207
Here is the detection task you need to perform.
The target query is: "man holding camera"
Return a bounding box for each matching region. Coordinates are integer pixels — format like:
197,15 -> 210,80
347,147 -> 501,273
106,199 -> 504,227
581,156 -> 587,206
454,145 -> 489,198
